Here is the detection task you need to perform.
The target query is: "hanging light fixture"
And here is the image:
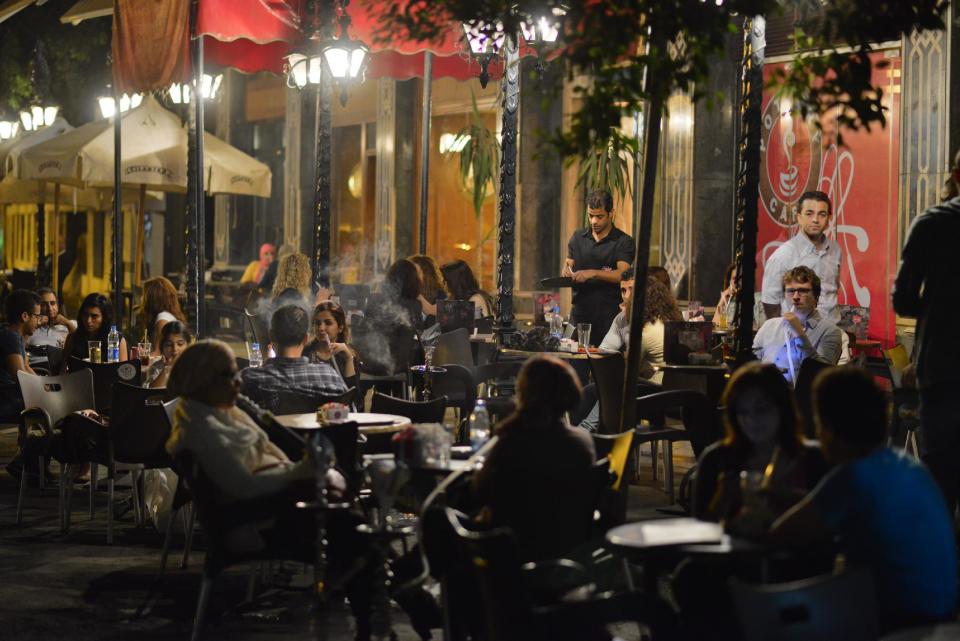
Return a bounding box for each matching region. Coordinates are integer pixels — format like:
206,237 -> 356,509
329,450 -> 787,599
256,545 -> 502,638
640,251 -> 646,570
0,119 -> 19,140
320,0 -> 369,105
19,104 -> 58,131
461,19 -> 506,88
519,5 -> 566,79
168,73 -> 223,104
97,93 -> 143,119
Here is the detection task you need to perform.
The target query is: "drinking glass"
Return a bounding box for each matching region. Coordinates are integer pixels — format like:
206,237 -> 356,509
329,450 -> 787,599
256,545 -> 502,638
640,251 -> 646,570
88,341 -> 102,364
576,323 -> 592,350
138,342 -> 152,368
549,312 -> 564,338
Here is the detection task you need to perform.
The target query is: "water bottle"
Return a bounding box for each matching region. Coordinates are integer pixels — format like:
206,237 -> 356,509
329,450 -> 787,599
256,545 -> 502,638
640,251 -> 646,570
469,399 -> 491,451
249,342 -> 263,368
107,325 -> 120,363
549,304 -> 563,338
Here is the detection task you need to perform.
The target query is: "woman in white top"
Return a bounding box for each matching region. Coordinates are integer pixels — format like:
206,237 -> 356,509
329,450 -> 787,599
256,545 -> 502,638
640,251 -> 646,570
139,277 -> 187,355
713,262 -> 737,328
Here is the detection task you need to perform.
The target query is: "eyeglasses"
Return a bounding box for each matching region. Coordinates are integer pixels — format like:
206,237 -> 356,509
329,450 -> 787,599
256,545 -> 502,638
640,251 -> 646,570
784,287 -> 813,295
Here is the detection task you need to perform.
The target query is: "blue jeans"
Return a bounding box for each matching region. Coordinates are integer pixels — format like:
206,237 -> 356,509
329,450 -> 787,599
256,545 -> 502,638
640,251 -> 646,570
919,385 -> 960,517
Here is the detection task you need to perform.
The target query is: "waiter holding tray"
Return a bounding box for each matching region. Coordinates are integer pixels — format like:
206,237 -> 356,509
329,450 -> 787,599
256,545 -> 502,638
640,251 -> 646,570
561,190 -> 635,345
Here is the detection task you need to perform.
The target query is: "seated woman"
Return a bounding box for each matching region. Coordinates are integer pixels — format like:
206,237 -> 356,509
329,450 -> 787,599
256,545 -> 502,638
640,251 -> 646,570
64,293 -> 129,367
165,340 -> 386,640
409,254 -> 448,322
369,258 -> 425,332
713,262 -> 737,328
693,361 -> 827,523
270,252 -> 317,307
138,276 -> 187,356
241,243 -> 275,285
304,301 -> 358,386
441,259 -> 493,319
147,321 -> 192,389
473,355 -> 596,562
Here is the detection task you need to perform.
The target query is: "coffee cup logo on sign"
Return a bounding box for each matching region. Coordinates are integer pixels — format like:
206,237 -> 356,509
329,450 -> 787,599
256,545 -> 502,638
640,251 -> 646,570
759,96 -> 823,227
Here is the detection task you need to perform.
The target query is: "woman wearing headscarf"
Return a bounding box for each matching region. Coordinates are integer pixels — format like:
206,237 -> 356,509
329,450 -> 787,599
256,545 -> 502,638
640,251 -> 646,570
241,243 -> 275,285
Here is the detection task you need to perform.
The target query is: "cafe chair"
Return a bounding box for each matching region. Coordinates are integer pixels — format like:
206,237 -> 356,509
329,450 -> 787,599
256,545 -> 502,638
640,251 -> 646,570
444,507 -> 675,641
275,386 -> 358,414
794,358 -> 832,438
46,345 -> 65,375
353,317 -> 416,401
158,399 -> 203,575
110,383 -> 173,527
435,327 -> 475,369
418,364 -> 475,440
475,361 -> 522,421
368,393 -> 448,454
591,431 -> 635,528
204,303 -> 248,343
67,356 -> 142,416
15,369 -> 95,526
883,344 -> 920,457
730,568 -> 879,641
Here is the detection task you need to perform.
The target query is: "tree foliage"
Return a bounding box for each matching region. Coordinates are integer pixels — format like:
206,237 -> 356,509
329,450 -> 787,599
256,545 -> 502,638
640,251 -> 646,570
0,3 -> 111,125
372,0 -> 949,159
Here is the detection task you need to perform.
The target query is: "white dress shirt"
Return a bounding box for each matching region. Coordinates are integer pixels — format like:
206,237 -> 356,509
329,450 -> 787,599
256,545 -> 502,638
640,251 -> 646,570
761,233 -> 842,323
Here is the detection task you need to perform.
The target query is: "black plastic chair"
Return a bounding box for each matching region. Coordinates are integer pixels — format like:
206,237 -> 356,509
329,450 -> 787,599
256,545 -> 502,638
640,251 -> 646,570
370,392 -> 447,424
67,356 -> 142,416
435,327 -> 474,368
419,364 -> 475,439
730,568 -> 878,641
354,317 -> 416,402
794,358 -> 833,438
275,386 -> 358,414
205,304 -> 248,342
475,361 -> 521,421
444,506 -> 675,641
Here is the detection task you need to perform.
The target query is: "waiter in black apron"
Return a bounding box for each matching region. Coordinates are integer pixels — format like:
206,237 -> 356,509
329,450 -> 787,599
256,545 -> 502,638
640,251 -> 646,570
562,190 -> 635,346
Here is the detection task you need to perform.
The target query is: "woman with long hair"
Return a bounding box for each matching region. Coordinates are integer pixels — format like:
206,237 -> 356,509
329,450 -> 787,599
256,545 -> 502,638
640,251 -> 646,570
271,252 -> 313,305
693,361 -> 826,521
440,259 -> 493,318
304,301 -> 358,382
473,355 -> 595,562
713,262 -> 738,328
378,258 -> 425,330
139,276 -> 186,353
148,321 -> 193,389
64,293 -> 129,367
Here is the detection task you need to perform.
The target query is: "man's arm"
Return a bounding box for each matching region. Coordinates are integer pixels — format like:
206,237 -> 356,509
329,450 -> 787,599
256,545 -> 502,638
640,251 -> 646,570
561,257 -> 576,277
4,353 -> 31,380
760,249 -> 787,319
573,260 -> 631,284
892,216 -> 928,317
56,315 -> 77,332
813,326 -> 843,365
769,493 -> 830,543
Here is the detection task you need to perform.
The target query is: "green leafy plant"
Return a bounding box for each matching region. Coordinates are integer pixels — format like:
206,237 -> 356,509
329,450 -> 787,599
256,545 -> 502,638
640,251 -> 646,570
456,91 -> 501,218
574,126 -> 637,213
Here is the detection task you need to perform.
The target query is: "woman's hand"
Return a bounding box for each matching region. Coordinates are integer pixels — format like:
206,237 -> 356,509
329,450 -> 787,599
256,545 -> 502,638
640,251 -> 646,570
329,342 -> 349,355
418,294 -> 437,317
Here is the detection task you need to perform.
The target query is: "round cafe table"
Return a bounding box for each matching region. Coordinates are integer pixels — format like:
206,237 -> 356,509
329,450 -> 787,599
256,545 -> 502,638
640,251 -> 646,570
274,412 -> 412,435
498,347 -> 616,361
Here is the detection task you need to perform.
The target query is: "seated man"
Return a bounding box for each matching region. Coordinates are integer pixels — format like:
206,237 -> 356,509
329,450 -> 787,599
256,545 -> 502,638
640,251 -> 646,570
772,367 -> 957,632
28,287 -> 76,349
0,289 -> 40,423
240,304 -> 347,413
752,266 -> 842,385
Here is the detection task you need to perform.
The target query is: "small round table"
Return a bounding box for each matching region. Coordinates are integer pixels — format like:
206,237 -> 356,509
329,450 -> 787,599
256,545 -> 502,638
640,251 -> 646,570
274,412 -> 412,435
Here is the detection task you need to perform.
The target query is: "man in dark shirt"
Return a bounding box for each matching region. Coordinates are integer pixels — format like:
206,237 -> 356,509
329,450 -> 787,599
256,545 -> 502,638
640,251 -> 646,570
240,304 -> 347,413
893,152 -> 960,516
562,190 -> 635,345
0,289 -> 41,422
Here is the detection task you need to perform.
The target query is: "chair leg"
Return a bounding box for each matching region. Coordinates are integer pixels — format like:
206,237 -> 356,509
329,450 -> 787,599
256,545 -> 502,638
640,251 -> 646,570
131,469 -> 143,527
17,463 -> 28,525
191,575 -> 214,641
37,456 -> 45,490
58,467 -> 66,532
181,503 -> 197,569
89,462 -> 98,519
64,464 -> 75,534
107,477 -> 115,544
650,441 -> 659,481
159,506 -> 178,575
246,563 -> 259,602
664,441 -> 675,504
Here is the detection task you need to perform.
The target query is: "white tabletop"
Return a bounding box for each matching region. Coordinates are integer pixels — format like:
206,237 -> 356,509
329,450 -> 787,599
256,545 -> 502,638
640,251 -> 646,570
275,412 -> 412,434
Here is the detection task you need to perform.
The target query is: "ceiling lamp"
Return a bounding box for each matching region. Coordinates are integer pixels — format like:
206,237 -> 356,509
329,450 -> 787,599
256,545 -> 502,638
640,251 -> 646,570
320,0 -> 369,105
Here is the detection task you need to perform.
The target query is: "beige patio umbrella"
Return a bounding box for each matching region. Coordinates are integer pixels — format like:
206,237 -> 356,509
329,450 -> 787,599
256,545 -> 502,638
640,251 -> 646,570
19,95 -> 271,286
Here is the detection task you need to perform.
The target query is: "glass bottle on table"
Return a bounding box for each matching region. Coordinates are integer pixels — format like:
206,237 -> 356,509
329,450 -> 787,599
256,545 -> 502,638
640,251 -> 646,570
107,325 -> 120,363
469,399 -> 491,451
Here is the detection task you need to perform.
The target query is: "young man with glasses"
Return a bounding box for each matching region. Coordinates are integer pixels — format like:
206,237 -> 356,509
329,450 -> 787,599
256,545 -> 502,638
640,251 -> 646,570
753,266 -> 842,385
761,190 -> 842,323
2,290 -> 41,479
28,287 -> 76,348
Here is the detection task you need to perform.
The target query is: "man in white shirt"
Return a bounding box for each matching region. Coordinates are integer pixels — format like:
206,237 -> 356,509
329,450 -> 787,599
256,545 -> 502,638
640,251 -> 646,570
753,266 -> 842,385
761,190 -> 842,323
28,287 -> 76,348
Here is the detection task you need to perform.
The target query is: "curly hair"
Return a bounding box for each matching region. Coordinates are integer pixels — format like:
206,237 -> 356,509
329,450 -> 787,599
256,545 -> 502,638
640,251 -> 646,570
409,255 -> 449,304
642,276 -> 682,325
139,276 -> 186,330
271,253 -> 312,300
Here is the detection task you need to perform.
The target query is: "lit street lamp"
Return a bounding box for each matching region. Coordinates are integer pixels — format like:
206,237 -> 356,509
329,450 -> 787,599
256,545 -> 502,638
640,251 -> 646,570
19,104 -> 59,131
168,73 -> 223,104
97,93 -> 143,119
0,120 -> 19,140
461,20 -> 505,88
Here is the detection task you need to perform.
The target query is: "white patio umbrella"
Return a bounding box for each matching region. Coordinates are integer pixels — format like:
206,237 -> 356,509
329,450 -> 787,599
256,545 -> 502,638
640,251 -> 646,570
20,95 -> 271,285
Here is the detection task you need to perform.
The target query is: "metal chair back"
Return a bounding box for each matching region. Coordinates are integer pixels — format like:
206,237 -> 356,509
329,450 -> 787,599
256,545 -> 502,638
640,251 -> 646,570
435,327 -> 474,368
109,382 -> 171,465
17,369 -> 95,426
66,356 -> 141,415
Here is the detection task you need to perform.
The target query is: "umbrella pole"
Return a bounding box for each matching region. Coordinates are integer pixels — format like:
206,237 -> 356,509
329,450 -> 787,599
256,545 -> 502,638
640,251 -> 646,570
135,184 -> 146,288
36,180 -> 45,287
53,183 -> 60,295
112,89 -> 124,322
417,51 -> 433,255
